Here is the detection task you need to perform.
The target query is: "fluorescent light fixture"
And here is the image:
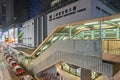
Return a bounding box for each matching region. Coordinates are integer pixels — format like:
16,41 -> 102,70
37,52 -> 41,55
76,27 -> 85,30
94,24 -> 107,27
76,25 -> 85,29
63,37 -> 68,40
51,36 -> 58,42
84,22 -> 99,25
104,21 -> 109,23
42,45 -> 49,50
59,36 -> 64,39
111,18 -> 120,21
113,29 -> 116,31
65,26 -> 70,28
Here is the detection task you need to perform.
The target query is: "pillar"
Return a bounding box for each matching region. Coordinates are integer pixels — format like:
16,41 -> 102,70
81,68 -> 91,80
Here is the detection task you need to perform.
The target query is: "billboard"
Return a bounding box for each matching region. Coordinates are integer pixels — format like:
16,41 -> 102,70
18,25 -> 23,43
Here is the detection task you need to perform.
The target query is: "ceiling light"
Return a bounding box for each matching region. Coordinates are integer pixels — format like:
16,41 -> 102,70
63,37 -> 68,40
51,36 -> 58,42
84,22 -> 99,25
65,26 -> 70,28
41,45 -> 49,50
76,25 -> 85,29
94,24 -> 107,27
111,18 -> 120,21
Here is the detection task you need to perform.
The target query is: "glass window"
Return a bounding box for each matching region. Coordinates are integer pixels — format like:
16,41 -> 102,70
65,9 -> 68,13
59,12 -> 61,15
62,11 -> 64,14
73,6 -> 76,10
49,15 -> 52,19
69,8 -> 72,12
56,13 -> 58,16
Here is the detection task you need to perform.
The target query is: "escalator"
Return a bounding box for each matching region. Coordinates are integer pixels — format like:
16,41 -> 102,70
28,15 -> 120,79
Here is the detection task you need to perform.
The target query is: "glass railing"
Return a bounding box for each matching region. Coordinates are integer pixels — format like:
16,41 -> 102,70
32,15 -> 120,58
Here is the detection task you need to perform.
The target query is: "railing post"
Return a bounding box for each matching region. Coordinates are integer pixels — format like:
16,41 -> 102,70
116,27 -> 119,39
69,26 -> 72,39
99,21 -> 102,39
103,30 -> 105,38
107,40 -> 109,53
91,31 -> 94,39
99,21 -> 103,56
82,32 -> 84,39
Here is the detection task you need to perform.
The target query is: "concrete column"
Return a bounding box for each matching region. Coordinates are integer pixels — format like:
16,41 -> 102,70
81,68 -> 91,80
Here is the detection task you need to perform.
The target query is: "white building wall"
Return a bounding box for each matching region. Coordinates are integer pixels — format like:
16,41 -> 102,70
8,28 -> 18,42
26,25 -> 28,46
22,19 -> 35,47
47,0 -> 116,35
47,0 -> 92,34
91,0 -> 116,18
23,25 -> 26,45
15,28 -> 18,42
3,31 -> 9,38
22,26 -> 25,45
30,21 -> 35,47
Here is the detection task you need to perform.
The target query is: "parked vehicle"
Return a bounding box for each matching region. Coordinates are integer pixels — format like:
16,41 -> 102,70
13,65 -> 25,75
20,75 -> 34,80
3,49 -> 34,79
10,61 -> 18,68
4,54 -> 10,59
7,56 -> 13,62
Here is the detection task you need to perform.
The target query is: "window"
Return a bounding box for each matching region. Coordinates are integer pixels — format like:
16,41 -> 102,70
53,14 -> 55,17
56,13 -> 58,16
59,12 -> 61,15
73,6 -> 76,10
69,8 -> 72,12
49,15 -> 52,19
62,11 -> 64,14
102,9 -> 107,14
65,9 -> 68,13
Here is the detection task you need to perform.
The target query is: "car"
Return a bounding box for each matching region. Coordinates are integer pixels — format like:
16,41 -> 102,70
13,65 -> 25,75
3,52 -> 8,56
4,54 -> 10,59
10,61 -> 18,68
7,56 -> 13,62
20,75 -> 34,80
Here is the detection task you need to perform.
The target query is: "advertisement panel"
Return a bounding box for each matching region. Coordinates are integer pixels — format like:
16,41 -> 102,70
18,25 -> 23,43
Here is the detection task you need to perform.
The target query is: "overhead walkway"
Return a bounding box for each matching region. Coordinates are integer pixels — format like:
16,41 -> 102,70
26,14 -> 120,79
